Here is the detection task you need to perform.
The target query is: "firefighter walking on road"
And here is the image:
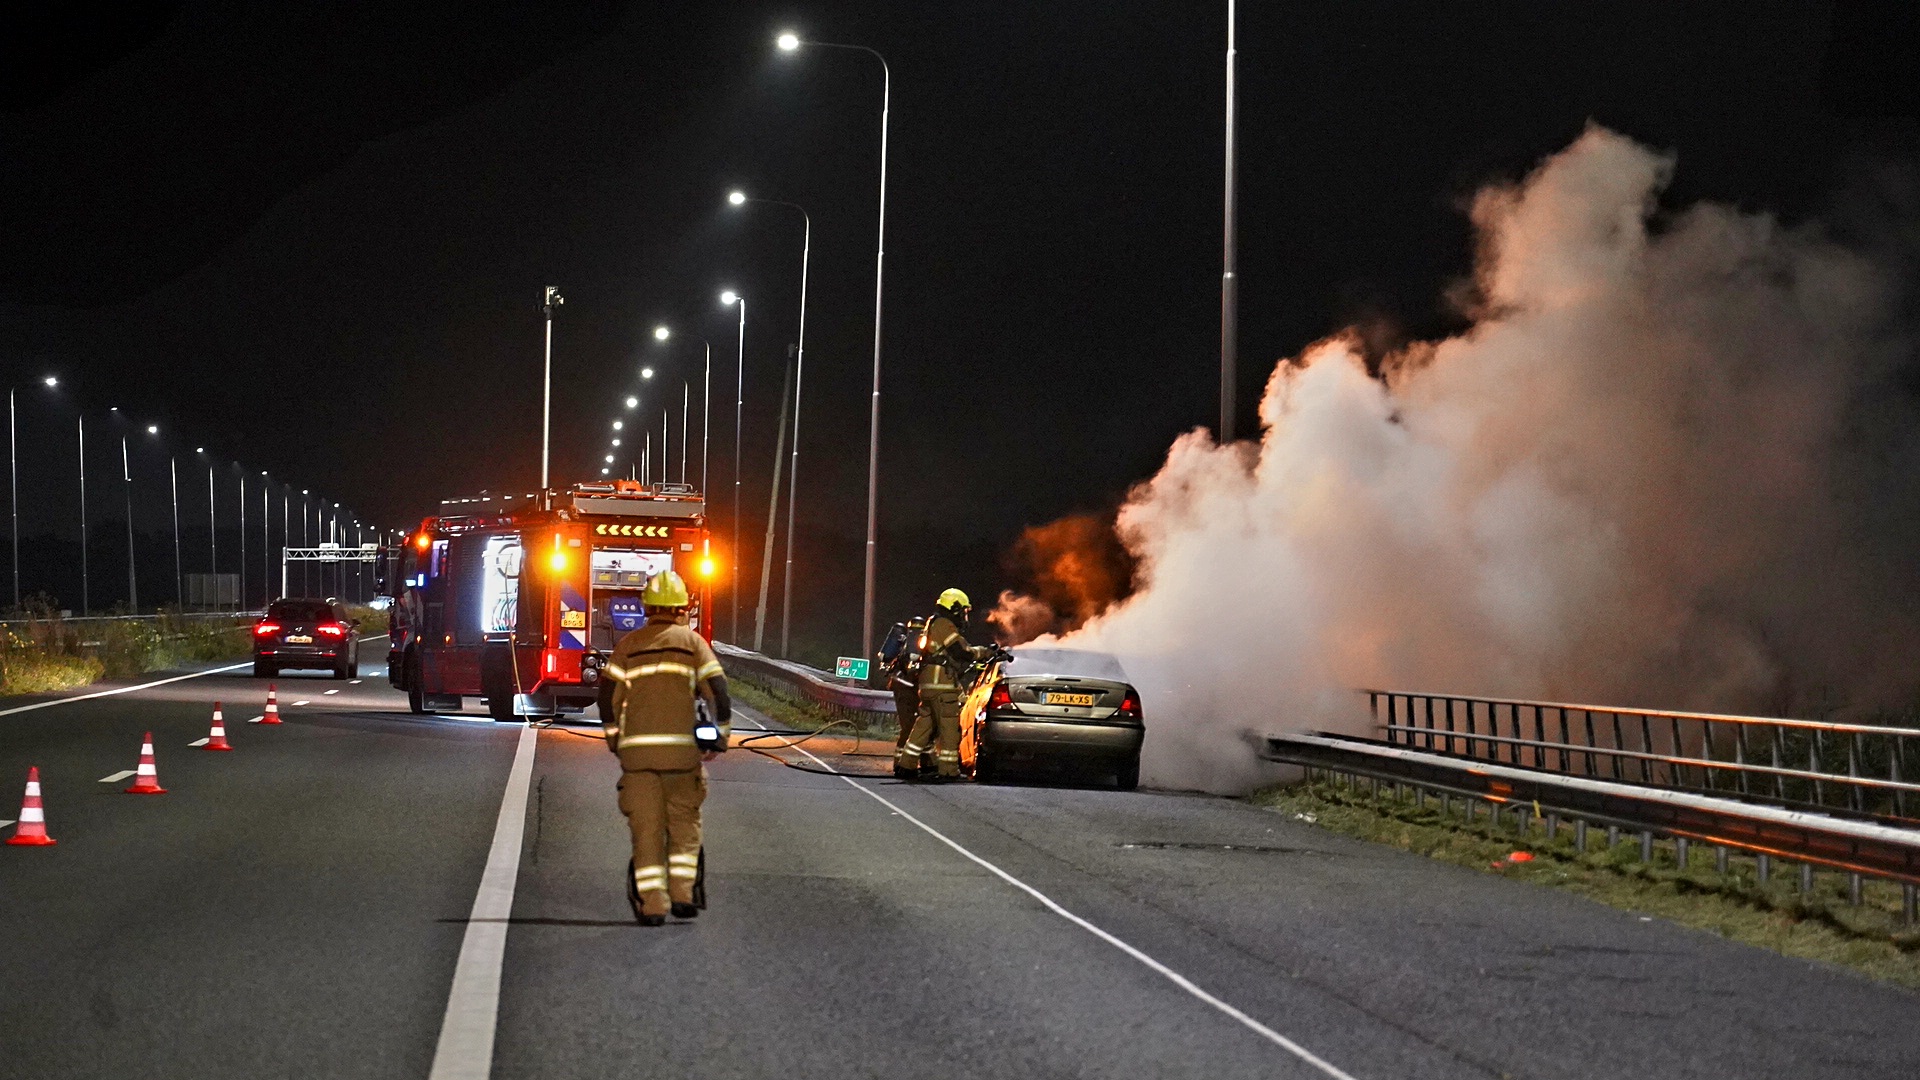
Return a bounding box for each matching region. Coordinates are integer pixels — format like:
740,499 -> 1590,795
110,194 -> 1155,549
896,588 -> 995,781
598,570 -> 731,926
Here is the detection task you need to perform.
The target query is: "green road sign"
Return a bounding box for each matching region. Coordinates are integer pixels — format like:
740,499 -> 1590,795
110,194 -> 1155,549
834,656 -> 871,681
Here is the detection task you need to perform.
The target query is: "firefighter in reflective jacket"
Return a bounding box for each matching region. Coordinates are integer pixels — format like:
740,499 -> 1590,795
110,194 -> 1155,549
597,570 -> 731,926
896,588 -> 995,780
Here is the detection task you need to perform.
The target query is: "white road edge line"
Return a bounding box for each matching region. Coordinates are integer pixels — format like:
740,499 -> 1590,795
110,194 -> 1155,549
0,662 -> 252,717
97,770 -> 135,784
745,714 -> 1360,1080
428,722 -> 538,1080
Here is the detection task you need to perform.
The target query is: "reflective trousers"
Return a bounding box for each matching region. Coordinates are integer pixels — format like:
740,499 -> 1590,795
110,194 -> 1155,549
898,687 -> 961,778
618,767 -> 706,916
891,678 -> 933,769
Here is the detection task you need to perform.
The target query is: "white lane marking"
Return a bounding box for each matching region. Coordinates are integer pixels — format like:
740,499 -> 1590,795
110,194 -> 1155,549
97,770 -> 136,784
746,715 -> 1360,1080
323,689 -> 339,695
0,662 -> 253,718
428,722 -> 538,1080
188,737 -> 211,747
292,700 -> 311,707
247,715 -> 265,724
0,819 -> 14,829
349,679 -> 363,685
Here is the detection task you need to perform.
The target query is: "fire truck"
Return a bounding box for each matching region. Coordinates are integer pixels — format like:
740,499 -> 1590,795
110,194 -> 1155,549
385,481 -> 715,720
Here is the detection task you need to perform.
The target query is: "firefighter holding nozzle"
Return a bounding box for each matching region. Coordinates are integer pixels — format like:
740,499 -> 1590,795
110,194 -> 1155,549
598,570 -> 731,926
894,588 -> 998,781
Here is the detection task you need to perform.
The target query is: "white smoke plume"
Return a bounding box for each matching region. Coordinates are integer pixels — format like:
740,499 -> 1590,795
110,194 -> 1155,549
1049,126 -> 1920,794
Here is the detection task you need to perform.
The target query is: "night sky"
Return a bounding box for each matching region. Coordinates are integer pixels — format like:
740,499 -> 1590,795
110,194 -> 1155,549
2,2 -> 1915,658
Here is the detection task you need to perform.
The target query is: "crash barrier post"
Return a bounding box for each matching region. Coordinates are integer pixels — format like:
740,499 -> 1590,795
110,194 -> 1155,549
1263,731 -> 1920,925
712,642 -> 895,730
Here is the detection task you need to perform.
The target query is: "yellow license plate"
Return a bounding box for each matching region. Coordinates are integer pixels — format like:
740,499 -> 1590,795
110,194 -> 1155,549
288,635 -> 312,644
1045,692 -> 1096,707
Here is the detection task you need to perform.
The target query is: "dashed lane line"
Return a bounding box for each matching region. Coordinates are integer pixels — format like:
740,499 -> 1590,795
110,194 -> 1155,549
323,689 -> 339,695
740,714 -> 1362,1080
0,662 -> 253,717
0,819 -> 14,829
97,770 -> 136,784
292,700 -> 311,707
427,722 -> 538,1080
246,715 -> 265,724
349,679 -> 363,684
188,737 -> 211,747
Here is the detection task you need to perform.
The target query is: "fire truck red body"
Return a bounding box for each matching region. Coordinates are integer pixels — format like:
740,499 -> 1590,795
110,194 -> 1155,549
386,482 -> 713,720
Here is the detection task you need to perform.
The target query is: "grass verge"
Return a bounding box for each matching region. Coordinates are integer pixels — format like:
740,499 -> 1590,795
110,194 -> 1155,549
0,613 -> 253,696
1251,776 -> 1920,990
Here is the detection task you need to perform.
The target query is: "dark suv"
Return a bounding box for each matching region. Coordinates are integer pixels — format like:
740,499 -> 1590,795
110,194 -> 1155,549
254,598 -> 360,679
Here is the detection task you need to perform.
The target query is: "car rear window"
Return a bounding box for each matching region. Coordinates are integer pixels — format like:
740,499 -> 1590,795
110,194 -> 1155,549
267,600 -> 334,623
1004,648 -> 1129,682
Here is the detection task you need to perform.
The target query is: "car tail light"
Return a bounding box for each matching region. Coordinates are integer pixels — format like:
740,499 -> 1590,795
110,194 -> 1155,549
253,622 -> 280,637
317,623 -> 347,638
1118,692 -> 1141,717
988,681 -> 1012,710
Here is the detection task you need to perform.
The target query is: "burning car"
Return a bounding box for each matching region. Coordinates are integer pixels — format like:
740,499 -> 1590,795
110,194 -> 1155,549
962,646 -> 1145,789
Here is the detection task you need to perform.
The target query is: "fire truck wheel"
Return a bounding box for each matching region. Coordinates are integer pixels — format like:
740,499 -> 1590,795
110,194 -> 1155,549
406,653 -> 428,715
486,693 -> 517,722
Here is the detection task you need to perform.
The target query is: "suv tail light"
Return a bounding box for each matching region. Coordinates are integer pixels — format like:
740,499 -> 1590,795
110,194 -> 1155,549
253,622 -> 280,637
317,623 -> 347,638
1118,692 -> 1141,717
987,681 -> 1012,710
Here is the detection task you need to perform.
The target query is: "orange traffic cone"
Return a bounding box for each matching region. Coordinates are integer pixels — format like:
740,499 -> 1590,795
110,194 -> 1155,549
5,766 -> 56,846
204,703 -> 233,751
125,732 -> 167,794
259,684 -> 282,725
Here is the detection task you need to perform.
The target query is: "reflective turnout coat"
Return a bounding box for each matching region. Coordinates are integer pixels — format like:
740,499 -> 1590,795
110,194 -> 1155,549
601,621 -> 727,770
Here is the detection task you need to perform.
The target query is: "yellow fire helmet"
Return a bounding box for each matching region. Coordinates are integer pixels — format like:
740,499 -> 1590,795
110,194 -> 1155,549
937,587 -> 971,612
643,569 -> 691,609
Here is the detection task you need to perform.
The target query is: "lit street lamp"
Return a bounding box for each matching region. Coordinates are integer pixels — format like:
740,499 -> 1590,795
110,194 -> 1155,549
721,289 -> 746,641
120,432 -> 135,612
541,286 -> 564,502
728,190 -> 812,656
778,29 -> 892,662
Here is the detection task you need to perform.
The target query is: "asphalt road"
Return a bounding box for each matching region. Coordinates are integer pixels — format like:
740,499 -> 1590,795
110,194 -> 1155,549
2,656 -> 1916,1079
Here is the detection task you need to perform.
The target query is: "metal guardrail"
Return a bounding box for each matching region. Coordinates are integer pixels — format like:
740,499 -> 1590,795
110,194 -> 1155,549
1262,730 -> 1920,923
713,642 -> 896,725
1364,689 -> 1920,824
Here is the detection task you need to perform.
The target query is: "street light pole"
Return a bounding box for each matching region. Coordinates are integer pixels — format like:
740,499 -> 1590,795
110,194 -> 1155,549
170,456 -> 181,608
237,471 -> 246,611
727,193 -> 812,658
541,286 -> 563,503
260,473 -> 269,604
121,434 -> 136,612
778,33 -> 891,662
722,291 -> 746,642
77,416 -> 88,615
1220,0 -> 1238,444
680,382 -> 689,486
7,388 -> 15,609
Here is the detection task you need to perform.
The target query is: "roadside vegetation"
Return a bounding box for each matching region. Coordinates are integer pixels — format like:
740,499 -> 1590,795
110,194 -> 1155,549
0,605 -> 257,696
1252,775 -> 1920,990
